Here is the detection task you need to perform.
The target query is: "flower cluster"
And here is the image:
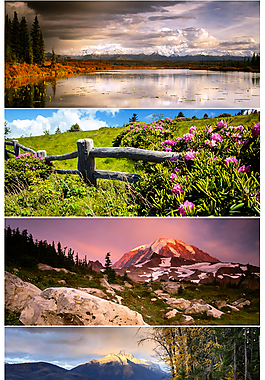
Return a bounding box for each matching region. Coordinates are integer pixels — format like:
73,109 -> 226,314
163,120 -> 260,216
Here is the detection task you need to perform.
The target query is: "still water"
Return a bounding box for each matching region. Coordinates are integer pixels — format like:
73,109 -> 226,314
5,69 -> 260,108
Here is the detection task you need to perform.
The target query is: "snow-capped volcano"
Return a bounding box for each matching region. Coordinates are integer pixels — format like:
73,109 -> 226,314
113,238 -> 219,269
71,351 -> 168,380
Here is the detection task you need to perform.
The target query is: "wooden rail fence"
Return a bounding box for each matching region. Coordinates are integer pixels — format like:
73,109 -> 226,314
5,139 -> 182,186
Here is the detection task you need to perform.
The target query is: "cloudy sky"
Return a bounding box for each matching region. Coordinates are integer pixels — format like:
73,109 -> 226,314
5,327 -> 162,369
5,108 -> 251,138
5,217 -> 260,266
5,1 -> 260,56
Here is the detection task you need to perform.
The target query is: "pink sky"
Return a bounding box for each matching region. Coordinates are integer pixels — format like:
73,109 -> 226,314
5,218 -> 260,266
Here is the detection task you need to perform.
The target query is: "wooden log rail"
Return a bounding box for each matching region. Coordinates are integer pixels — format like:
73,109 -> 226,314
5,138 -> 182,186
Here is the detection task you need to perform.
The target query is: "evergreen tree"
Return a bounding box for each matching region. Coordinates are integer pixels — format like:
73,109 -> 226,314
19,17 -> 33,64
104,252 -> 116,283
129,113 -> 138,122
31,15 -> 45,64
104,252 -> 112,271
5,14 -> 12,62
11,11 -> 20,61
50,47 -> 57,69
55,126 -> 62,134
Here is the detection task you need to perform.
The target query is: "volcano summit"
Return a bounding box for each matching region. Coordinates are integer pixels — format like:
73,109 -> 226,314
113,238 -> 220,269
113,238 -> 259,287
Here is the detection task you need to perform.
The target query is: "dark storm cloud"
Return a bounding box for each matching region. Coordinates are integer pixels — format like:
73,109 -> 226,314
22,1 -> 177,42
5,1 -> 259,55
25,1 -> 175,18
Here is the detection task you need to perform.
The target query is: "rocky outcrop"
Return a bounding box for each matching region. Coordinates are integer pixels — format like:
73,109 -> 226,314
160,282 -> 182,294
5,271 -> 41,313
77,287 -> 109,300
179,315 -> 195,325
38,263 -> 76,275
19,287 -> 147,326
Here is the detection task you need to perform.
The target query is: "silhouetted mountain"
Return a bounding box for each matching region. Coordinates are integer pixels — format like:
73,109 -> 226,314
5,353 -> 169,380
5,362 -> 98,380
71,351 -> 169,380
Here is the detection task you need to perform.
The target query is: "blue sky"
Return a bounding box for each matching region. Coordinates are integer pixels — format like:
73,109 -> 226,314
5,108 -> 250,138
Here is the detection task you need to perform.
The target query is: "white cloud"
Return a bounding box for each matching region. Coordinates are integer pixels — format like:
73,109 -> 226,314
6,109 -> 120,138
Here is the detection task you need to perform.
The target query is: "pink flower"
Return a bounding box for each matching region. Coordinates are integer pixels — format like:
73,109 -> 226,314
210,155 -> 219,162
217,120 -> 227,129
183,133 -> 195,142
184,152 -> 195,161
251,122 -> 260,137
172,183 -> 184,195
169,173 -> 178,181
238,165 -> 251,174
210,133 -> 223,142
178,200 -> 194,216
166,147 -> 172,152
224,156 -> 238,166
189,126 -> 197,134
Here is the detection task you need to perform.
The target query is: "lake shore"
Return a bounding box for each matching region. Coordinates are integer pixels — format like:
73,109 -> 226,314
5,59 -> 260,89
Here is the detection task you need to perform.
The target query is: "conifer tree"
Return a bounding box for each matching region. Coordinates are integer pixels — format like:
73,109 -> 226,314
19,17 -> 33,64
104,252 -> 117,283
11,11 -> 20,61
5,14 -> 12,62
31,15 -> 45,64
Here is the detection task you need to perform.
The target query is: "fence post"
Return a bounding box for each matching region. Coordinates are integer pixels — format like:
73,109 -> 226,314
13,140 -> 19,156
37,150 -> 47,159
77,139 -> 96,185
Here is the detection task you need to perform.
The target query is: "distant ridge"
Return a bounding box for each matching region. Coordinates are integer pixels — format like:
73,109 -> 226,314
47,51 -> 250,62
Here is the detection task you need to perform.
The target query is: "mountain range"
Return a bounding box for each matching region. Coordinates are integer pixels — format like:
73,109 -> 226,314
5,352 -> 168,380
48,51 -> 248,62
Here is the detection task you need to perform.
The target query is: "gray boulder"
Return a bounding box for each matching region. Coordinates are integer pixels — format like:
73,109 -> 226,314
160,282 -> 182,294
5,271 -> 41,313
19,287 -> 147,326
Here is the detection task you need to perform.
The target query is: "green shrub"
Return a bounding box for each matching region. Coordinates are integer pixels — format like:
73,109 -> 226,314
5,152 -> 53,191
132,120 -> 260,216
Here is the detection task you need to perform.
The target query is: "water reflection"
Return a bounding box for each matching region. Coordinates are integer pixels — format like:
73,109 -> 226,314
5,82 -> 47,108
5,69 -> 260,108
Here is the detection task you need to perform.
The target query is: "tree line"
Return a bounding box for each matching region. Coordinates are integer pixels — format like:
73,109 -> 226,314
139,327 -> 259,380
5,12 -> 45,65
5,226 -> 92,273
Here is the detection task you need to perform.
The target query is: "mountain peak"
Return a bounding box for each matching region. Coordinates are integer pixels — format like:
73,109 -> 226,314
96,351 -> 148,366
113,238 -> 219,269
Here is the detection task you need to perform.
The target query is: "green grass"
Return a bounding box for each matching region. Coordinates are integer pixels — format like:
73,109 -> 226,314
5,113 -> 260,217
9,126 -> 137,173
5,266 -> 259,326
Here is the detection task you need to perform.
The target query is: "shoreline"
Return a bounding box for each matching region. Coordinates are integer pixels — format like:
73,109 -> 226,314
5,61 -> 260,88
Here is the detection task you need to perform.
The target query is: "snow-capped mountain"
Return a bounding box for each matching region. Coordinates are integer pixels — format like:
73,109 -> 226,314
5,353 -> 169,380
113,238 -> 220,269
71,351 -> 168,380
112,238 -> 259,287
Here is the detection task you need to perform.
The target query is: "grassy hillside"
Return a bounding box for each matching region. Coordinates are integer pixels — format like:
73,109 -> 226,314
7,113 -> 258,172
5,113 -> 260,216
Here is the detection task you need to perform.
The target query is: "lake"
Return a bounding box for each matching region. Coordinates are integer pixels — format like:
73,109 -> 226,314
5,69 -> 260,108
